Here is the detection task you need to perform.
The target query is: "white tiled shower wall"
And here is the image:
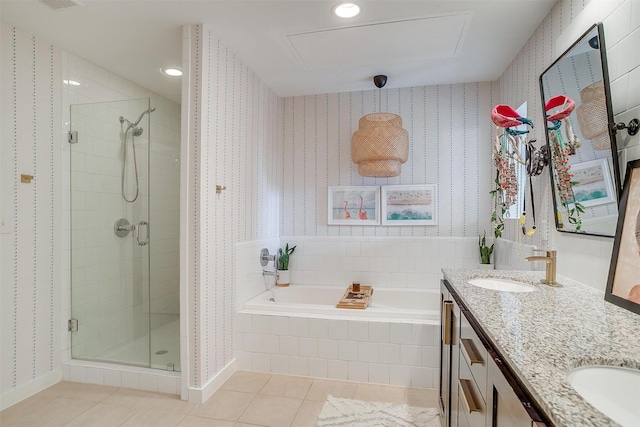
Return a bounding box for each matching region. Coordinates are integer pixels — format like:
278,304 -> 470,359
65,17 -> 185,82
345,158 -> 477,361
60,52 -> 181,372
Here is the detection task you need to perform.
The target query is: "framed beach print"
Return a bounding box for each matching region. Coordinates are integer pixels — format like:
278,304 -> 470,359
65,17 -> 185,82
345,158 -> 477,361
381,184 -> 438,226
605,159 -> 640,315
570,158 -> 616,208
327,186 -> 380,225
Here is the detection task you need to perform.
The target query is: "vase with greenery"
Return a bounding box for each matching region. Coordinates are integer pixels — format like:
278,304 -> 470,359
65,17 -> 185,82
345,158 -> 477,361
479,232 -> 494,266
276,243 -> 296,286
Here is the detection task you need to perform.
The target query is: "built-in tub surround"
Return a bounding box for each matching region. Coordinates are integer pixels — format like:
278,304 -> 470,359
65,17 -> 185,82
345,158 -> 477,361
443,268 -> 640,426
235,285 -> 440,388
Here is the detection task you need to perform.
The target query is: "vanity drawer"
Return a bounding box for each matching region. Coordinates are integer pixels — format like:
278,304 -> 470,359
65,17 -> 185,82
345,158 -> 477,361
460,312 -> 488,403
458,353 -> 486,427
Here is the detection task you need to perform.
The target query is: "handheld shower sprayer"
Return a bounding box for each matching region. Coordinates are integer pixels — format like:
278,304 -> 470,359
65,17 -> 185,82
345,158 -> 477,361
120,106 -> 155,203
134,107 -> 156,126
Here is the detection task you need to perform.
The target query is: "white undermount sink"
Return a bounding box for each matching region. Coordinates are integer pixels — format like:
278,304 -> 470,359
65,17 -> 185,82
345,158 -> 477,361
568,365 -> 640,427
466,278 -> 536,293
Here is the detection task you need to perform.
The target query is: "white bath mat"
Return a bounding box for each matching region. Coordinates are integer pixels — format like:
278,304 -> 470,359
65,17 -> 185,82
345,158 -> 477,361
316,395 -> 440,427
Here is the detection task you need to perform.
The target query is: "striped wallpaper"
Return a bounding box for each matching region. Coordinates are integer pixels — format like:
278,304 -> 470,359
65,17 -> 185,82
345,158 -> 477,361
0,23 -> 62,408
279,82 -> 496,238
183,24 -> 279,394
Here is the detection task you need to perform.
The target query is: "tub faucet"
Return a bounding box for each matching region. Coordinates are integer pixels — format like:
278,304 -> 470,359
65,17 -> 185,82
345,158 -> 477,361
525,250 -> 557,286
262,269 -> 279,280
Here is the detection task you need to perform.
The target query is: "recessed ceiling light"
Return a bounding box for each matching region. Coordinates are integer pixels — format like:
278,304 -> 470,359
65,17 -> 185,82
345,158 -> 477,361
333,2 -> 360,18
162,67 -> 182,77
63,79 -> 81,86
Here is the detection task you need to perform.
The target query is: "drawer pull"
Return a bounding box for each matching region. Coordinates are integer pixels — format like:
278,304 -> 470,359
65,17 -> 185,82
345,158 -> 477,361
461,338 -> 483,365
443,301 -> 453,345
459,379 -> 481,414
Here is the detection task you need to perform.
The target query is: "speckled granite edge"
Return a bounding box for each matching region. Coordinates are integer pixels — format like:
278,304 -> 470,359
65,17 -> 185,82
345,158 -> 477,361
442,268 -> 640,427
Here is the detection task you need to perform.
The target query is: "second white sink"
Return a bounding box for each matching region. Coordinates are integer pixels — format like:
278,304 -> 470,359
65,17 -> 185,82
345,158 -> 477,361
467,278 -> 536,293
568,365 -> 640,427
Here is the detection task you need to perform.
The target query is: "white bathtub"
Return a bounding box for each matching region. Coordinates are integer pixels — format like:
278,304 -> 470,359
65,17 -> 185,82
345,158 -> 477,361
240,285 -> 439,324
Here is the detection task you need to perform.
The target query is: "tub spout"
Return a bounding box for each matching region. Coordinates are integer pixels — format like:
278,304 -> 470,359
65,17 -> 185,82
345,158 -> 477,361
263,269 -> 279,280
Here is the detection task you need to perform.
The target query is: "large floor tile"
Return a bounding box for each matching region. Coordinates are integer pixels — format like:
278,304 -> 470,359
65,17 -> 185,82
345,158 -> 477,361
103,388 -> 196,414
41,381 -> 119,402
291,400 -> 324,427
120,408 -> 187,426
305,379 -> 358,402
260,374 -> 313,399
405,387 -> 439,408
1,396 -> 96,427
178,416 -> 235,427
63,402 -> 140,427
221,371 -> 271,393
237,394 -> 302,427
354,383 -> 406,404
190,390 -> 255,422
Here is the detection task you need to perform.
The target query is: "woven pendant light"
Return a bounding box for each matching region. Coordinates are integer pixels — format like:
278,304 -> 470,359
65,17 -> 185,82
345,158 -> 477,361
352,75 -> 409,177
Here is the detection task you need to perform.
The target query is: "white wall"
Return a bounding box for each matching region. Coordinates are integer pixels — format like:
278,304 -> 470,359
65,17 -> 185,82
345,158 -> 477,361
181,24 -> 280,401
497,0 -> 640,290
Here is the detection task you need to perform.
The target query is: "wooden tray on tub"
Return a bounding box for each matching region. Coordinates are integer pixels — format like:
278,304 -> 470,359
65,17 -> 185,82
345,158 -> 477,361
336,285 -> 373,309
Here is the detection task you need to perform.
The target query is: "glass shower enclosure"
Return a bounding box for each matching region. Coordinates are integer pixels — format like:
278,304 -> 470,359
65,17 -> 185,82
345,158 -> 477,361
69,98 -> 180,371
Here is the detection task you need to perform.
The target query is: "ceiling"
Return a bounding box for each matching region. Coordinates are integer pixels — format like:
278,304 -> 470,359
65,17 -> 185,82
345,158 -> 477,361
0,0 -> 557,103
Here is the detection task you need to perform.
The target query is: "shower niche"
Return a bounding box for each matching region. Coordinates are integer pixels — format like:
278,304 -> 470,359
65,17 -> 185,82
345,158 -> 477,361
69,98 -> 180,371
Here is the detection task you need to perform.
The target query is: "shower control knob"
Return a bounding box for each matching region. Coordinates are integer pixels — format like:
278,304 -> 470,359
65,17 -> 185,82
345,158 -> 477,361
114,218 -> 133,237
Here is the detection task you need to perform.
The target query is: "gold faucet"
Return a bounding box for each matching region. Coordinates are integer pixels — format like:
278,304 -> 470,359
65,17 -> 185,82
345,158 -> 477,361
525,250 -> 557,286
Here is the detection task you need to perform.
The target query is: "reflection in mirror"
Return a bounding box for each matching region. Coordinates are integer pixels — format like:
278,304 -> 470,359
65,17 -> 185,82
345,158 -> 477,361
539,23 -> 621,237
490,103 -> 533,238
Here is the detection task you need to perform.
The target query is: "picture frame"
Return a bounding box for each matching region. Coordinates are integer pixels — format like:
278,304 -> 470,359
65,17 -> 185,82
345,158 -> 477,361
381,184 -> 438,226
605,159 -> 640,315
327,186 -> 380,225
569,158 -> 616,208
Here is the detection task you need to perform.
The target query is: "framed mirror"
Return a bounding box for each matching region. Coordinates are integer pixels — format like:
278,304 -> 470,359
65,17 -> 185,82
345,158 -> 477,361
605,159 -> 640,314
539,23 -> 621,237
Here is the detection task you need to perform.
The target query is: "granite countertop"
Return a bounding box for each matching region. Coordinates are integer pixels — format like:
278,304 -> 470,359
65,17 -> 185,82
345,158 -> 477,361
442,268 -> 640,427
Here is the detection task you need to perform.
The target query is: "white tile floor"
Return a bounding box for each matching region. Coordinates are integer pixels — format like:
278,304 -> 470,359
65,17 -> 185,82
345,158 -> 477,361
0,371 -> 439,427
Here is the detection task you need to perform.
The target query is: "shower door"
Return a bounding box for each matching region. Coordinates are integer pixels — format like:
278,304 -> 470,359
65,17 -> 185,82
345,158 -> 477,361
70,98 -> 153,368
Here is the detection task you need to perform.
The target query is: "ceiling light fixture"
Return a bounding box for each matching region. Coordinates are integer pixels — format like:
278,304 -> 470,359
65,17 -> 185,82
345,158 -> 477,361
63,79 -> 81,86
333,2 -> 360,18
352,75 -> 409,177
162,67 -> 183,77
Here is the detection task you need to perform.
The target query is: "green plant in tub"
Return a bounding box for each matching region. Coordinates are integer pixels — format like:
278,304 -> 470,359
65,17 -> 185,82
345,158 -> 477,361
277,243 -> 296,270
479,232 -> 494,264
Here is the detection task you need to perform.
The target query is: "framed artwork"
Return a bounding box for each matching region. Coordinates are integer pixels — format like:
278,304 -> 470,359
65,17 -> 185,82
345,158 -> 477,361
605,159 -> 640,315
381,184 -> 438,226
327,186 -> 380,225
570,158 -> 616,208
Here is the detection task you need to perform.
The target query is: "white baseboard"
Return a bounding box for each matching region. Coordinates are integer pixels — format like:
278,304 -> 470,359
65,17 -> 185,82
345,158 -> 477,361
0,369 -> 62,411
188,359 -> 237,404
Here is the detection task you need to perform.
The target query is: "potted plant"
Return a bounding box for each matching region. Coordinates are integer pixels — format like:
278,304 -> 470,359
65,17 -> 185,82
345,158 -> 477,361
479,232 -> 494,269
276,243 -> 296,286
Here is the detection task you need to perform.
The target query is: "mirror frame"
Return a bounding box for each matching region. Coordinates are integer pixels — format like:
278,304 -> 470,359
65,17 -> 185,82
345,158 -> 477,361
605,158 -> 640,315
539,22 -> 622,237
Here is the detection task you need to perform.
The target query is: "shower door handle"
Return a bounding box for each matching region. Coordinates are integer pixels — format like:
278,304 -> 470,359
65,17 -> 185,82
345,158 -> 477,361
135,221 -> 149,246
